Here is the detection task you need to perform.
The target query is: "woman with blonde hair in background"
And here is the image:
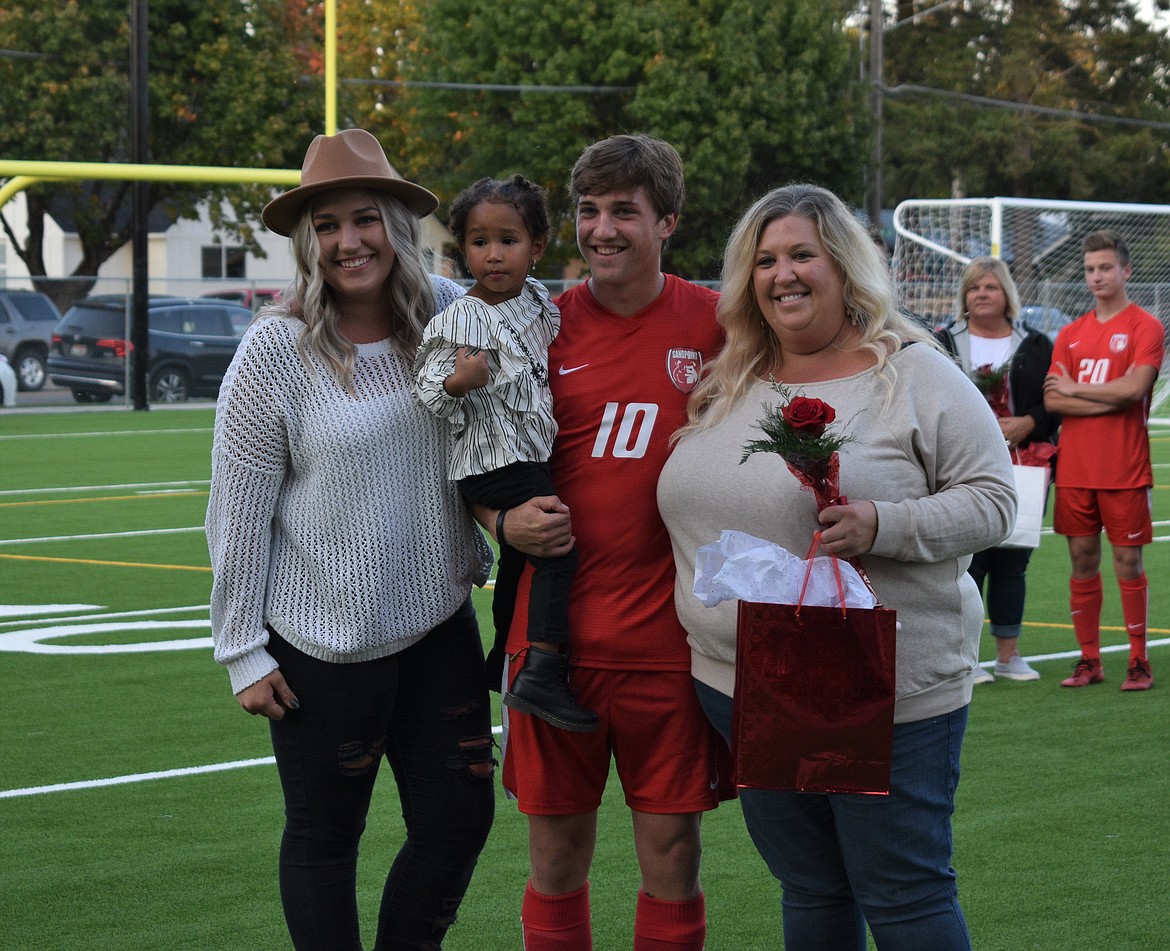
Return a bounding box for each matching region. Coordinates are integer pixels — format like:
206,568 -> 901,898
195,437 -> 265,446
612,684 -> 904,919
935,257 -> 1059,683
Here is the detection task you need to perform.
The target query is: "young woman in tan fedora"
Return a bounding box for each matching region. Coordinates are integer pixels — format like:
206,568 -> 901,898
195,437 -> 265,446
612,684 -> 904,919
206,128 -> 495,950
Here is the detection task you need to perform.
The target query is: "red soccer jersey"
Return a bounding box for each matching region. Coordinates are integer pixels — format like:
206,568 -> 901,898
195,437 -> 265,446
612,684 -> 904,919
1049,302 -> 1165,489
505,275 -> 722,670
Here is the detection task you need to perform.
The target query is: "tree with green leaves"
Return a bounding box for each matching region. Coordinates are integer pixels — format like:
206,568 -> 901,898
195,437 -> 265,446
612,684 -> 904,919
881,0 -> 1170,205
399,0 -> 866,278
0,0 -> 320,304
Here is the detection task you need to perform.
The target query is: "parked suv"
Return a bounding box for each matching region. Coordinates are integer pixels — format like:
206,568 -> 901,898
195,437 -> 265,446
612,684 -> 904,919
0,290 -> 63,391
201,287 -> 281,311
48,295 -> 253,403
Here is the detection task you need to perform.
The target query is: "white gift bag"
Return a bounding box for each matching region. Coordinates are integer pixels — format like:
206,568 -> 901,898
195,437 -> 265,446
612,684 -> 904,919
1002,464 -> 1048,549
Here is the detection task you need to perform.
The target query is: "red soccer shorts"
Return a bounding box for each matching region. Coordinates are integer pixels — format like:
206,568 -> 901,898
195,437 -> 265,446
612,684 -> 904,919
1053,485 -> 1153,546
501,664 -> 730,816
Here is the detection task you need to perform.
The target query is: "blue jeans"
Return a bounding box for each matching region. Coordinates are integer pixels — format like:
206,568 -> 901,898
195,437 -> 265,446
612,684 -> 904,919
266,601 -> 495,951
696,680 -> 971,951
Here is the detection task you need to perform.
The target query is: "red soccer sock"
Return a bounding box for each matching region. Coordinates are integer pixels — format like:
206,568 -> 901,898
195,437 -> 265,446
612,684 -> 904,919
521,880 -> 592,951
1069,575 -> 1103,659
1118,573 -> 1149,663
633,889 -> 706,951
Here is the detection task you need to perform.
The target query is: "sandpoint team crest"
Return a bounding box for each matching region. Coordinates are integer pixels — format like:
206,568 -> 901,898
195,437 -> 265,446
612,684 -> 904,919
667,348 -> 703,393
1110,333 -> 1129,353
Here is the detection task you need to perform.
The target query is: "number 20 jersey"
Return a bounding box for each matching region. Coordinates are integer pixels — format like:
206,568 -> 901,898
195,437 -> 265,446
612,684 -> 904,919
1049,302 -> 1164,489
506,275 -> 722,671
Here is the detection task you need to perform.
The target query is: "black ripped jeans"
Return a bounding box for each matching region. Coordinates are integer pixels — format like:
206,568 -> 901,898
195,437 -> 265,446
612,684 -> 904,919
266,600 -> 495,951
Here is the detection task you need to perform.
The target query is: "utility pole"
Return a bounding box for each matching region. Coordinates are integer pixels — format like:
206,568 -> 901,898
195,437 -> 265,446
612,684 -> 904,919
865,0 -> 884,227
130,0 -> 150,410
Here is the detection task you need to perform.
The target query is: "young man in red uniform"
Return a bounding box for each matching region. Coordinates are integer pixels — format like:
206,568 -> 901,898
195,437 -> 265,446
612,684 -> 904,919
1044,230 -> 1165,691
488,135 -> 726,950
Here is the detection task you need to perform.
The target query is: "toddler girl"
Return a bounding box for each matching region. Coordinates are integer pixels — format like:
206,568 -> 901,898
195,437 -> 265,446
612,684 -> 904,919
415,175 -> 596,732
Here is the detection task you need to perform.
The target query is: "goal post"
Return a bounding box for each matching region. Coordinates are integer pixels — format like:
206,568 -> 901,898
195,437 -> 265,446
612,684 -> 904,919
892,196 -> 1170,412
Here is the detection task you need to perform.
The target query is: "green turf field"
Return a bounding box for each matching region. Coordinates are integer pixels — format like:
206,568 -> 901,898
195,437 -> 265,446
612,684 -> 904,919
1,407 -> 1167,949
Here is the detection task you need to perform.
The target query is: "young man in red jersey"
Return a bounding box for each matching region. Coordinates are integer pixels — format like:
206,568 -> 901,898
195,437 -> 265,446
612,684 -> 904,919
484,135 -> 727,950
1044,230 -> 1165,691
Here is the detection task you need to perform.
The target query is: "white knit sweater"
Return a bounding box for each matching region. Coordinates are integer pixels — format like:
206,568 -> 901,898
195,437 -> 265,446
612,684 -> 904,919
206,300 -> 492,695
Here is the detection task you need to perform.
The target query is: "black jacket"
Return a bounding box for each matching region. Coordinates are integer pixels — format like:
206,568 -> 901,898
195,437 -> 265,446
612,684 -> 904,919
933,319 -> 1060,448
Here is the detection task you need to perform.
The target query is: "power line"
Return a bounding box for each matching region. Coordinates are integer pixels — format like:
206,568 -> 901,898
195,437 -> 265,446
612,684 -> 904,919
334,75 -> 1170,127
0,48 -> 47,60
886,83 -> 1170,131
335,77 -> 634,94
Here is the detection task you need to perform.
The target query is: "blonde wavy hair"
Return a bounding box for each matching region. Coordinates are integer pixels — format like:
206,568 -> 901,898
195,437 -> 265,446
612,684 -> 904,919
678,184 -> 934,438
257,190 -> 435,391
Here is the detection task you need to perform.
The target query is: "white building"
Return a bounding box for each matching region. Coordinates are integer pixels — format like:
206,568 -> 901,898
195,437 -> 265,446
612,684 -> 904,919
0,191 -> 455,303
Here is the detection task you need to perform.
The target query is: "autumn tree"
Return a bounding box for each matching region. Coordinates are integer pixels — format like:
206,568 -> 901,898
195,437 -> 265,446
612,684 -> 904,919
0,0 -> 321,304
399,0 -> 866,278
880,0 -> 1170,205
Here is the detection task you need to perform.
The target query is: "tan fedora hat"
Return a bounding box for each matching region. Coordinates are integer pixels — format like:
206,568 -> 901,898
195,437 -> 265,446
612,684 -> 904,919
262,128 -> 439,236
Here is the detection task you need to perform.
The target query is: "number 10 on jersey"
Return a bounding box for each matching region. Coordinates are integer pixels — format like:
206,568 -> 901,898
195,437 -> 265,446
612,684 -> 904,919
591,402 -> 660,459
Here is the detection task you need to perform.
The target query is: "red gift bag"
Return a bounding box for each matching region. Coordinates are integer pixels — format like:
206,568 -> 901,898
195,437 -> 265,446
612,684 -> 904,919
731,547 -> 897,795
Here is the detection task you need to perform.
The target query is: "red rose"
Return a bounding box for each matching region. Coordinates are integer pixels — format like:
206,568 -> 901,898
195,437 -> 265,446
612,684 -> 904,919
781,397 -> 835,438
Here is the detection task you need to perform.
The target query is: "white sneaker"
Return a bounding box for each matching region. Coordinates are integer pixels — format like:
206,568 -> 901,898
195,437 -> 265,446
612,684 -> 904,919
994,655 -> 1040,682
972,665 -> 995,685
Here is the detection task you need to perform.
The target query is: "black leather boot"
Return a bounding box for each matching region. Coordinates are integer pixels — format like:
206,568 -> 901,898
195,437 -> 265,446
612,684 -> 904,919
503,646 -> 600,733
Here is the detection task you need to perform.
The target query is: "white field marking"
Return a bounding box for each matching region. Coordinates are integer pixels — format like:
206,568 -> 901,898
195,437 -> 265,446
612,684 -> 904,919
0,604 -> 208,629
0,619 -> 212,654
974,637 -> 1170,669
0,526 -> 205,547
0,597 -> 513,798
0,758 -> 277,800
0,717 -> 508,799
0,604 -> 101,619
0,479 -> 209,498
1038,529 -> 1170,542
1039,528 -> 1170,538
12,639 -> 1160,800
0,428 -> 211,442
17,641 -> 1170,800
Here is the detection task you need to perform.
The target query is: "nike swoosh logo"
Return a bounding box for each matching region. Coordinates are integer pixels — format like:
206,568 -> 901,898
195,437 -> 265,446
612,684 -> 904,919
559,364 -> 590,375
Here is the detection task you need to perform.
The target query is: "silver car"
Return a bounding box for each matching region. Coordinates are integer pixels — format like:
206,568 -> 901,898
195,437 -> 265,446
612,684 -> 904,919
0,290 -> 63,392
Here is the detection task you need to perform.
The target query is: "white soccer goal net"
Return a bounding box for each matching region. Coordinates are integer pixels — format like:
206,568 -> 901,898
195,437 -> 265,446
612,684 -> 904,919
892,197 -> 1170,413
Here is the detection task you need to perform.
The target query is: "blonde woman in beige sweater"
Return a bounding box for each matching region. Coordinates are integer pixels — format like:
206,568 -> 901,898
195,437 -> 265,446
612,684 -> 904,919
658,184 -> 1015,950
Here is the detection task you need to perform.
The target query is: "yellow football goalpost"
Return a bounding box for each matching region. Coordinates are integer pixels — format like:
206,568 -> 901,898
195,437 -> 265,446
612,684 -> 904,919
0,0 -> 341,205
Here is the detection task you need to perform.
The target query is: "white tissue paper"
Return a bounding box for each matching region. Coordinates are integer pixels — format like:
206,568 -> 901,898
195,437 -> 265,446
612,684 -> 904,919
694,530 -> 878,610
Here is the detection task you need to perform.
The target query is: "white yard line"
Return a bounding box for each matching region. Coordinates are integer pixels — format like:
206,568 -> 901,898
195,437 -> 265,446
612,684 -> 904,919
4,640 -> 1163,799
0,729 -> 506,800
0,428 -> 211,441
0,526 -> 205,546
0,758 -> 279,799
0,480 -> 209,497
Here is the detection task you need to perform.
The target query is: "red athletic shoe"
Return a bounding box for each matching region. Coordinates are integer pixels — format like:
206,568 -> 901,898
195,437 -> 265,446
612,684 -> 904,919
1060,657 -> 1104,688
1121,657 -> 1153,692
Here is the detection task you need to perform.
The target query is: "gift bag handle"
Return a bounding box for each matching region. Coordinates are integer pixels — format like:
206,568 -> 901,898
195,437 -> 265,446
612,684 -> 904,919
797,531 -> 848,618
